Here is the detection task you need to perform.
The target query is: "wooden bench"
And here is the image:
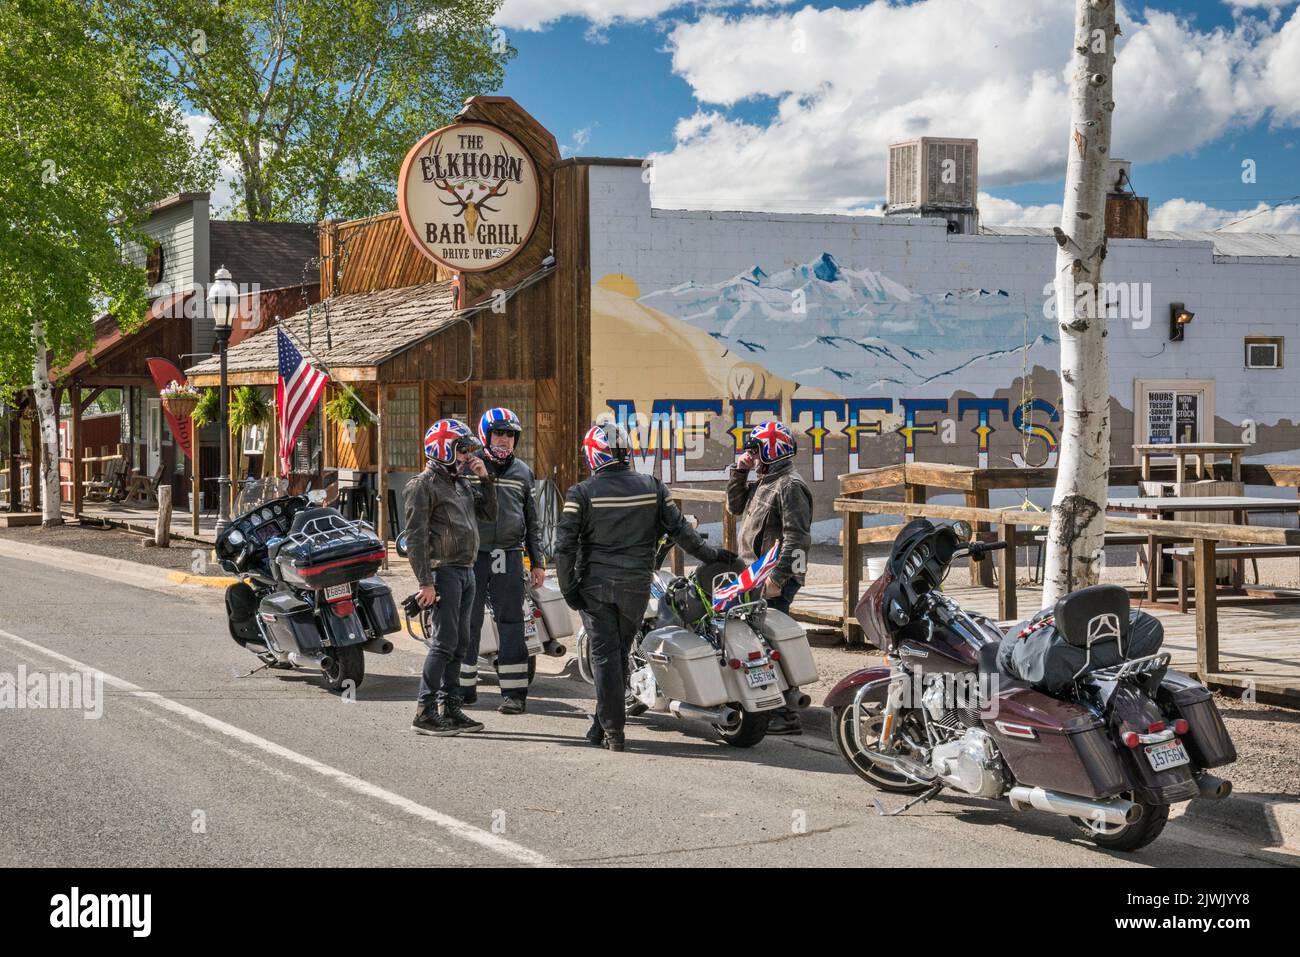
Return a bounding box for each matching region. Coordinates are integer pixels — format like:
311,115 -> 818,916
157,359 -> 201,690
1168,545 -> 1300,612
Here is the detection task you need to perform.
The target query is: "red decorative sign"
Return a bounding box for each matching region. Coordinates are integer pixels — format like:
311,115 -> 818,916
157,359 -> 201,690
146,357 -> 196,462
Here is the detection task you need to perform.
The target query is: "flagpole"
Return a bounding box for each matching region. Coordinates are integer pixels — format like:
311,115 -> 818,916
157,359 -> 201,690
275,317 -> 378,424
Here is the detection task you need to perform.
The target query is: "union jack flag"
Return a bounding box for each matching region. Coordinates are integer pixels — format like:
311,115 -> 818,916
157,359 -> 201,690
276,328 -> 328,475
712,540 -> 782,612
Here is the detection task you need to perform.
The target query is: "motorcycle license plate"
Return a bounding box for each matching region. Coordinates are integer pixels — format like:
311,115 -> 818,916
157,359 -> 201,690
745,666 -> 775,688
1145,739 -> 1190,772
324,583 -> 351,601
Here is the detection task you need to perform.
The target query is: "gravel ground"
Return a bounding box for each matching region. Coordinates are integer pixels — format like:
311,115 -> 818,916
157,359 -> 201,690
0,521 -> 208,572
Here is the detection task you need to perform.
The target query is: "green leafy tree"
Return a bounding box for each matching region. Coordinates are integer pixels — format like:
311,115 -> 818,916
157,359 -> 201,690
107,0 -> 512,221
0,0 -> 204,525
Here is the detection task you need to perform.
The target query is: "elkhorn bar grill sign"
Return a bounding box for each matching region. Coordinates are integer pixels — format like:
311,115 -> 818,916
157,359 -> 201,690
398,123 -> 540,273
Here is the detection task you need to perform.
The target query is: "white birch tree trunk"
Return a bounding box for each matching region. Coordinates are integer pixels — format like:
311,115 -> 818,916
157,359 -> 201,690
1041,0 -> 1119,607
30,318 -> 64,527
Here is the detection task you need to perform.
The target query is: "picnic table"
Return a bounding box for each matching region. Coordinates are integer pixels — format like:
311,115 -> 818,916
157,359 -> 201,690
1108,495 -> 1300,603
1133,442 -> 1248,482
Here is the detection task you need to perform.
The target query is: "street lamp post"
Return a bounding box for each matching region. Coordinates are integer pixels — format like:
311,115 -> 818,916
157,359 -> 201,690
207,266 -> 238,533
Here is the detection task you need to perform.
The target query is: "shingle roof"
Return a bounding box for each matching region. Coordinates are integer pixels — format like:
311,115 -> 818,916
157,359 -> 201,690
184,280 -> 458,377
208,220 -> 321,290
980,224 -> 1300,258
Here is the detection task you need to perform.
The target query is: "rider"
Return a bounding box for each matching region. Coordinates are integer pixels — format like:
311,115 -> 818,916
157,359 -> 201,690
554,421 -> 732,752
462,407 -> 546,715
404,419 -> 496,737
727,420 -> 813,735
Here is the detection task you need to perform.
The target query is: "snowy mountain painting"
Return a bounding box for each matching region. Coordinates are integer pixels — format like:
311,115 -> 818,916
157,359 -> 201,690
636,253 -> 1058,395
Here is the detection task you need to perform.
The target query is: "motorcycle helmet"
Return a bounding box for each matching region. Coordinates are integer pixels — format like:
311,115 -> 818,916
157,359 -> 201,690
582,421 -> 632,472
744,420 -> 796,466
424,418 -> 479,466
665,577 -> 711,627
478,407 -> 522,463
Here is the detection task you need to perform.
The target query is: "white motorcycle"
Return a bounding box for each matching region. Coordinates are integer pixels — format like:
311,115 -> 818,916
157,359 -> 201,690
578,545 -> 818,747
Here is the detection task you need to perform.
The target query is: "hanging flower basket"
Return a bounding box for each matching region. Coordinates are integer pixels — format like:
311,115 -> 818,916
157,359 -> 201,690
160,380 -> 201,420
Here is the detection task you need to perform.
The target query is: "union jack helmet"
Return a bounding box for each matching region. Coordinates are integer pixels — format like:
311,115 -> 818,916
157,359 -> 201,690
745,420 -> 796,465
478,407 -> 522,461
582,422 -> 632,472
424,418 -> 478,465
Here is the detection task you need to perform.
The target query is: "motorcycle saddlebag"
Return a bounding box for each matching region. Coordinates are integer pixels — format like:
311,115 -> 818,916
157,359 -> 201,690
759,608 -> 819,687
355,577 -> 401,636
640,626 -> 728,707
258,592 -> 322,655
983,685 -> 1129,800
531,584 -> 574,641
1157,670 -> 1237,769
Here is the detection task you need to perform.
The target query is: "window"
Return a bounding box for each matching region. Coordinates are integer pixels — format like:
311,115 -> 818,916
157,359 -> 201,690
474,384 -> 536,466
1245,337 -> 1283,369
385,385 -> 422,470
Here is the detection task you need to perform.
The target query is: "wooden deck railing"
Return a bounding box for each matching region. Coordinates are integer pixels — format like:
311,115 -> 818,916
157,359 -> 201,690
667,487 -> 736,577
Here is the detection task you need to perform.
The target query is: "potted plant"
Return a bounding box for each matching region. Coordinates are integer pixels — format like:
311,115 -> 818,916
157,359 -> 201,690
325,390 -> 374,468
191,388 -> 219,428
159,380 -> 201,421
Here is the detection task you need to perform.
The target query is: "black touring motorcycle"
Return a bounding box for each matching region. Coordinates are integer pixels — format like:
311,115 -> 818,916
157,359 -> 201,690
217,491 -> 402,691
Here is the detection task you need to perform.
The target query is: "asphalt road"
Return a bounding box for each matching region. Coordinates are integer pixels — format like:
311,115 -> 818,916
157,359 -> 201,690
0,554 -> 1292,868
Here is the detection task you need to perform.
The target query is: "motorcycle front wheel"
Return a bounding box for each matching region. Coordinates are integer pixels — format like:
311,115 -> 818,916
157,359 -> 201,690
323,644 -> 365,692
1071,793 -> 1169,852
832,704 -> 930,794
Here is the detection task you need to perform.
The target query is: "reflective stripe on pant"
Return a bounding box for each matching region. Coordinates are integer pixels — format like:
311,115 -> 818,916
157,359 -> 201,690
416,565 -> 476,710
578,577 -> 651,734
468,549 -> 530,700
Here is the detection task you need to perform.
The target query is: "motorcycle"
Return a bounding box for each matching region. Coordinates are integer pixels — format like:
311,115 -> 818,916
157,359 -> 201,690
825,518 -> 1237,851
395,531 -> 571,685
217,491 -> 402,691
579,537 -> 819,747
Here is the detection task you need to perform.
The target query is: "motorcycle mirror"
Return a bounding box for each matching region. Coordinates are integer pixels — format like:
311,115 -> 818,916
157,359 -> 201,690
395,531 -> 409,558
306,488 -> 327,505
952,520 -> 973,543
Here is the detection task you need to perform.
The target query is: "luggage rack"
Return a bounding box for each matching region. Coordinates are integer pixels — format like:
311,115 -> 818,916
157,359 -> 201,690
280,514 -> 379,553
1085,652 -> 1171,682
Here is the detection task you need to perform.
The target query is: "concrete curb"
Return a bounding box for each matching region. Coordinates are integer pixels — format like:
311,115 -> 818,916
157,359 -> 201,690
0,536 -> 216,595
166,571 -> 237,588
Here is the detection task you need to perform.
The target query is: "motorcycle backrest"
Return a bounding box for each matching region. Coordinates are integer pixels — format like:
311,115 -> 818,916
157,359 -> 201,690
1052,584 -> 1130,651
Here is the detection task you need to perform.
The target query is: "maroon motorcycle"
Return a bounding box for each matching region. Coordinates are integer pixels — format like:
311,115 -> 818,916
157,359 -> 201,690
826,518 -> 1237,851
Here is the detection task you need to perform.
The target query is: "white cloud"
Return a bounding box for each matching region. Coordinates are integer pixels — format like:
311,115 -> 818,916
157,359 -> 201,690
978,192 -> 1063,227
1222,1 -> 1297,9
1150,197 -> 1300,231
184,113 -> 238,213
645,1 -> 1300,212
494,0 -> 798,31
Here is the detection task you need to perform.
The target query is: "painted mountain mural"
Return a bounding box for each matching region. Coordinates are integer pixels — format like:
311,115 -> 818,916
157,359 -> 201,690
637,252 -> 1057,394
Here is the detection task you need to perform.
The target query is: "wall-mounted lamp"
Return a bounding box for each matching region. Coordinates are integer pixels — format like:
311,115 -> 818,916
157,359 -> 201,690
1169,302 -> 1194,342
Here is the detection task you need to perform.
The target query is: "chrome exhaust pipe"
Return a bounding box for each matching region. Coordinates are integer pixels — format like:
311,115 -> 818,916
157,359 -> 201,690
669,700 -> 740,728
784,689 -> 811,709
1008,786 -> 1139,826
544,641 -> 567,657
361,637 -> 393,655
1196,773 -> 1232,800
288,651 -> 333,672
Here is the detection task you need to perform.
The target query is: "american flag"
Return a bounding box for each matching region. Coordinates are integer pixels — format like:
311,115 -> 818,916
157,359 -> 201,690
276,327 -> 328,475
712,540 -> 782,612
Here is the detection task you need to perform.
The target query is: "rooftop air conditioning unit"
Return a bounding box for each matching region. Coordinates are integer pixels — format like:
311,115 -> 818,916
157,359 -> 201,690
886,137 -> 978,213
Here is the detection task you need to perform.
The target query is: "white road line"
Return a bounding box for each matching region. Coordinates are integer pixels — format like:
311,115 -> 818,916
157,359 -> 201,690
0,627 -> 553,867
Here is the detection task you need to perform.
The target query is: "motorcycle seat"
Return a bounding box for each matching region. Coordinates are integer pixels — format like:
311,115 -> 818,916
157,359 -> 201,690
1053,584 -> 1129,650
978,641 -> 1032,693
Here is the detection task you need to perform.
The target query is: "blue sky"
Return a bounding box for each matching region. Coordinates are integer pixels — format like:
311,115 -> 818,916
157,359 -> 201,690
488,0 -> 1300,229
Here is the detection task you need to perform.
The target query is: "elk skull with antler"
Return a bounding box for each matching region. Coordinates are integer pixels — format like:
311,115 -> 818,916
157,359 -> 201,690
433,144 -> 512,239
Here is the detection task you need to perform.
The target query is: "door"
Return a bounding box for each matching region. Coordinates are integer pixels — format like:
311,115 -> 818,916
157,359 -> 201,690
146,398 -> 162,476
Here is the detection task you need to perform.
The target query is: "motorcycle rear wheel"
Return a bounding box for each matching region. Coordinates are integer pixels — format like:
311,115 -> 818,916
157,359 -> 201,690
713,708 -> 768,747
832,704 -> 930,795
323,644 -> 365,692
1072,793 -> 1169,852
